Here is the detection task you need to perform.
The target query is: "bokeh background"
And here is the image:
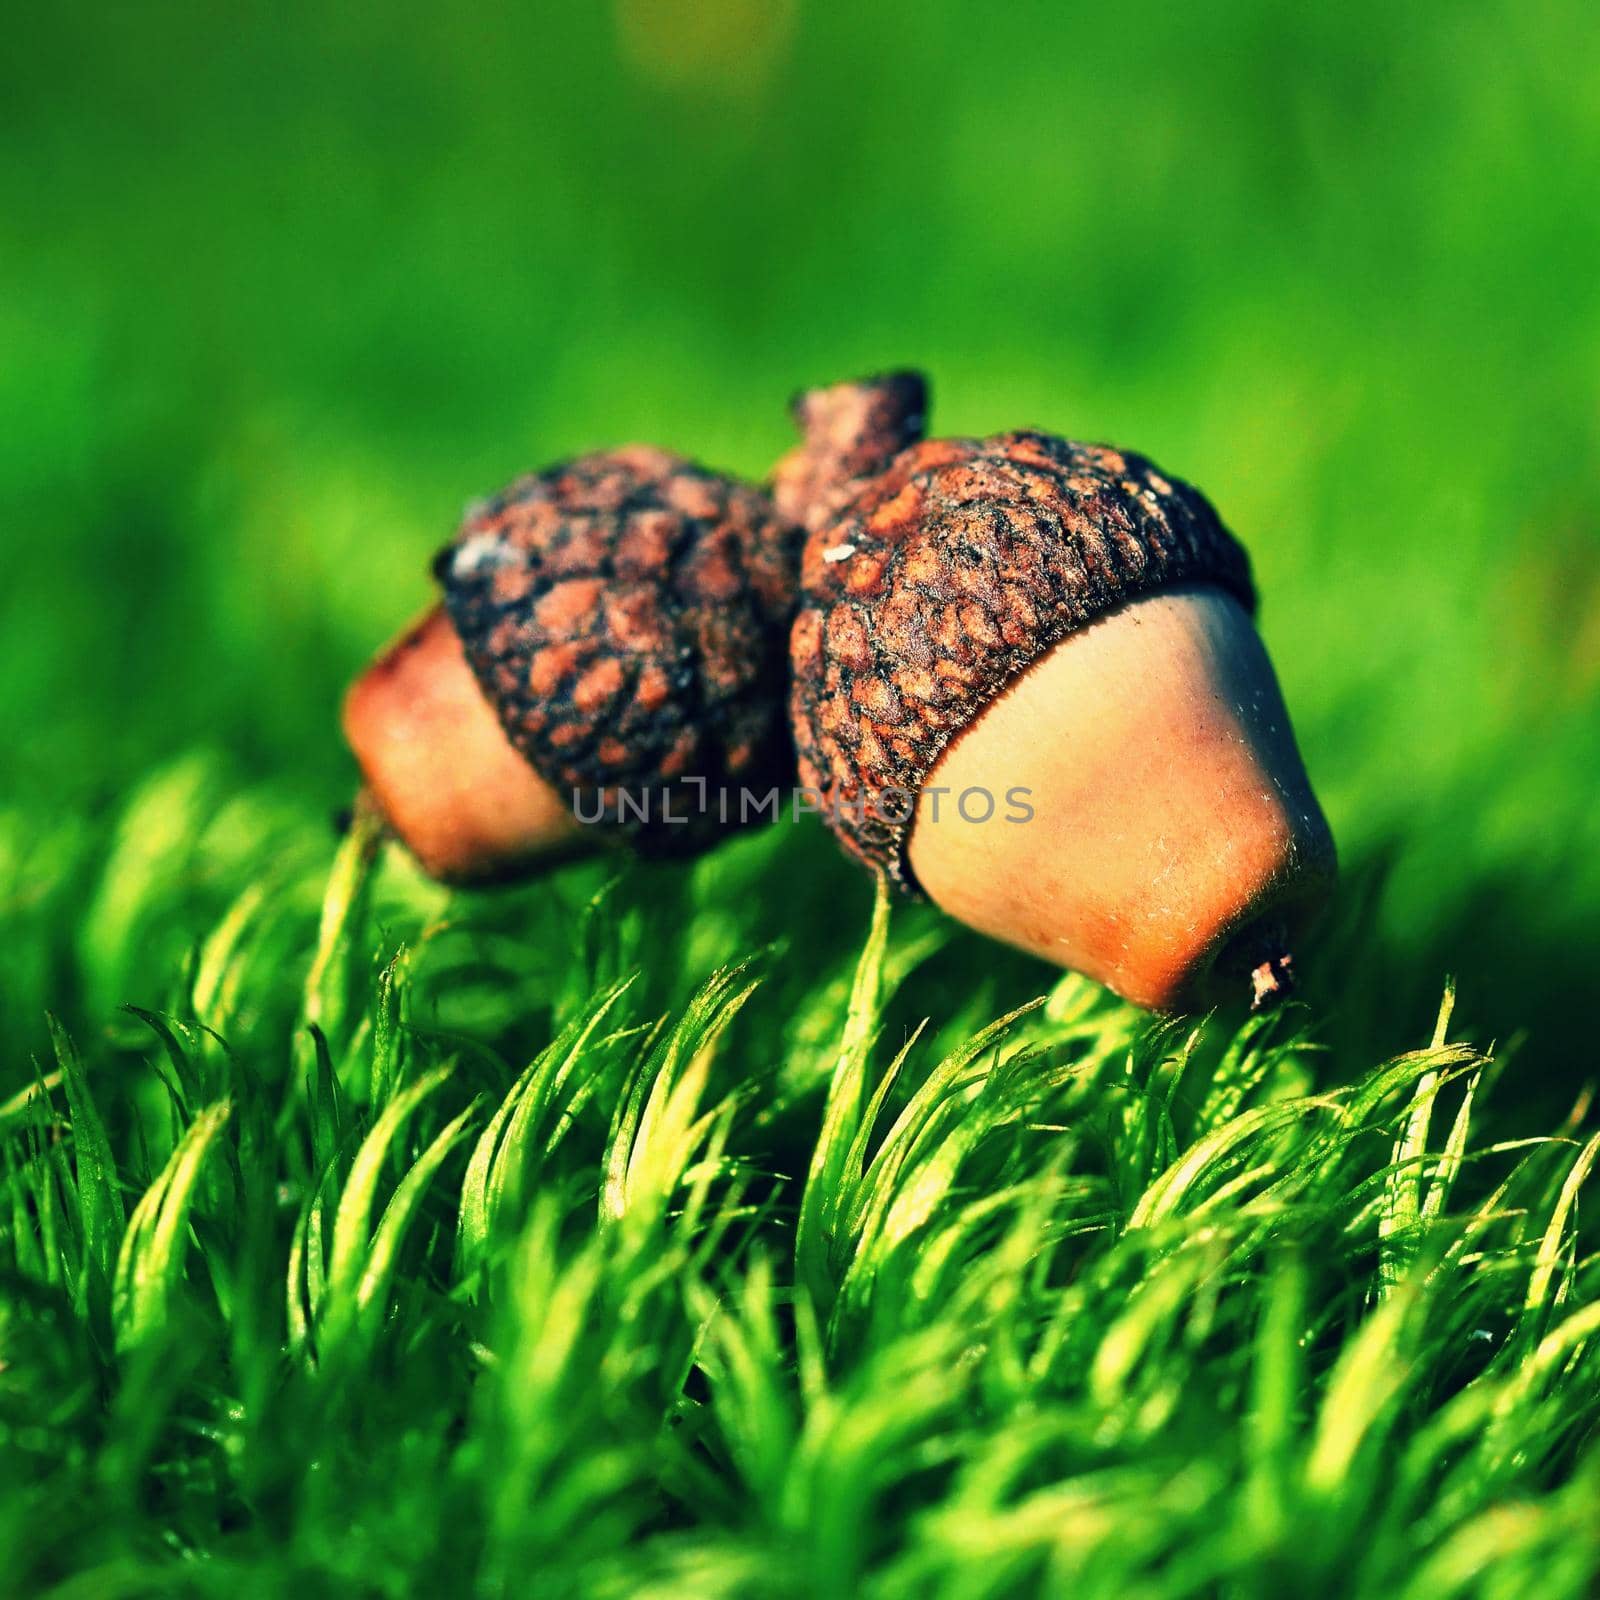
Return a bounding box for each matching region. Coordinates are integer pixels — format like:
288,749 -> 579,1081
3,0 -> 1597,1082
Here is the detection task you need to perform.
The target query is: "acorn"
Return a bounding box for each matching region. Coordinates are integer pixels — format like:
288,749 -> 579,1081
343,445 -> 800,883
786,375 -> 1336,1012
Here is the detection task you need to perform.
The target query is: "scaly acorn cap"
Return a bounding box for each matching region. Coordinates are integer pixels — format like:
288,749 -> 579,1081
789,424 -> 1257,889
436,445 -> 802,858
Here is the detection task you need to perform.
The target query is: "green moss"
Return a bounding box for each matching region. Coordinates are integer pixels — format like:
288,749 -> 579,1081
2,3 -> 1598,1590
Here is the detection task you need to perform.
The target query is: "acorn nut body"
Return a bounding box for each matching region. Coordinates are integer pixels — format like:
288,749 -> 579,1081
344,445 -> 801,884
343,604 -> 587,883
787,388 -> 1336,1012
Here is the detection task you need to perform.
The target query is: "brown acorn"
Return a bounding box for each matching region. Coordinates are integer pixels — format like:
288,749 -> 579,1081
344,446 -> 800,884
787,375 -> 1336,1013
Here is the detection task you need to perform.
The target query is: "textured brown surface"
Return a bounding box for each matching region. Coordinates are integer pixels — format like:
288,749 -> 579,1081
772,371 -> 928,533
789,430 -> 1257,890
440,446 -> 801,856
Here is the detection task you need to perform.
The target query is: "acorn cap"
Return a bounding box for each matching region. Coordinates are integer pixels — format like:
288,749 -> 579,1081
346,445 -> 802,880
435,445 -> 802,858
789,426 -> 1257,888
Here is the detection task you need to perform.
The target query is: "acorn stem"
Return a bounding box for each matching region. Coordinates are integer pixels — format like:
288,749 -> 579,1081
773,370 -> 928,531
1248,952 -> 1297,1012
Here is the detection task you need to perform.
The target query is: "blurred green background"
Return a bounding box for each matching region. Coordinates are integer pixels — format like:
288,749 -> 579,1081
3,0 -> 1597,1073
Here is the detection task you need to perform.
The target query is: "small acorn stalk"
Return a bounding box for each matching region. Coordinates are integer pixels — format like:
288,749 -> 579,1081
772,372 -> 928,532
344,445 -> 800,884
785,374 -> 1336,1012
